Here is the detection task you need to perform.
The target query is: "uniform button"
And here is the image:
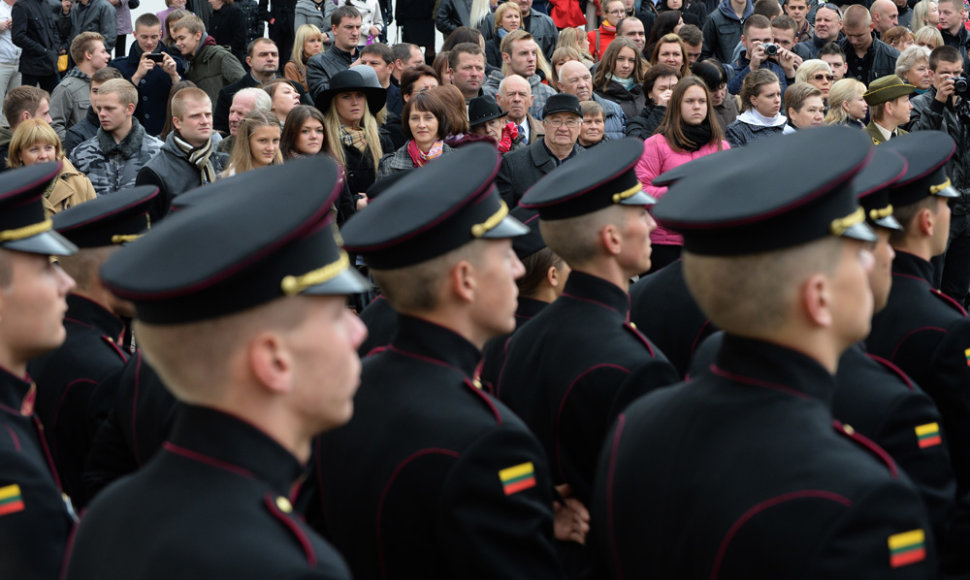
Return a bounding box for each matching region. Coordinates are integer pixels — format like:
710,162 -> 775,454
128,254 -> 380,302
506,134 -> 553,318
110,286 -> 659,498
473,379 -> 483,390
276,496 -> 292,513
843,424 -> 855,435
629,322 -> 637,329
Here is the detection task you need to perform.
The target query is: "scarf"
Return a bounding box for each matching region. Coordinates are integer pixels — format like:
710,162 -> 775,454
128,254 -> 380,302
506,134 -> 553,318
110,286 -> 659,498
674,119 -> 713,152
341,125 -> 368,153
736,108 -> 788,127
498,28 -> 510,39
407,139 -> 444,166
174,132 -> 217,184
610,75 -> 636,90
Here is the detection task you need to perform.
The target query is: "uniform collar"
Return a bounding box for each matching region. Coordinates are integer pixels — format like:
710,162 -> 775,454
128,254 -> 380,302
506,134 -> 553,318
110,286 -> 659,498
66,293 -> 125,344
713,334 -> 837,407
164,404 -> 304,496
390,315 -> 481,380
0,365 -> 35,417
560,270 -> 631,319
892,250 -> 935,285
515,297 -> 547,323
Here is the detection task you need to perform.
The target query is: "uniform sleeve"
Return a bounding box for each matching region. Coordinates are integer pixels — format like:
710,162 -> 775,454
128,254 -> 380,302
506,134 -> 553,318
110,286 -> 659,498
437,427 -> 564,580
82,408 -> 139,504
923,322 -> 970,488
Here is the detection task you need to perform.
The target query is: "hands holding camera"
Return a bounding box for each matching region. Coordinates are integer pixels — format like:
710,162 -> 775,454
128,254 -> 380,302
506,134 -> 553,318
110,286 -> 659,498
132,52 -> 179,85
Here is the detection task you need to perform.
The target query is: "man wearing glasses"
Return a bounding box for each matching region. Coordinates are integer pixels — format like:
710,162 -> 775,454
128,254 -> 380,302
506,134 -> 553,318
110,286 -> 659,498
497,94 -> 584,207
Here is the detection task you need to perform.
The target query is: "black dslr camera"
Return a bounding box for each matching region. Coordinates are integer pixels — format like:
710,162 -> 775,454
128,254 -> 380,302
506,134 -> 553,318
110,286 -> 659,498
953,76 -> 970,97
762,43 -> 780,56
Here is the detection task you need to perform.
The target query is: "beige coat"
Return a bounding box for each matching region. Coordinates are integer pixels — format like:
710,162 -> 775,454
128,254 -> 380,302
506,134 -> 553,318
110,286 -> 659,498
43,157 -> 97,216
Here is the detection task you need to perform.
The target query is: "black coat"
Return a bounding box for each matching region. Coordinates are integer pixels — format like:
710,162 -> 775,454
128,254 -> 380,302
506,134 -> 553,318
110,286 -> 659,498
301,316 -> 563,579
624,101 -> 666,140
496,272 -> 679,503
595,80 -> 646,121
209,5 -> 248,66
593,334 -> 938,578
0,367 -> 74,579
480,297 -> 547,389
66,405 -> 351,578
357,294 -> 397,357
11,0 -> 59,77
26,294 -> 128,506
495,139 -> 583,207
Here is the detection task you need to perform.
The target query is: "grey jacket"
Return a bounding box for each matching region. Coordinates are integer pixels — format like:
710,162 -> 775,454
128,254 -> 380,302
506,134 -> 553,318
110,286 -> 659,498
49,70 -> 89,140
482,71 -> 556,121
69,118 -> 163,196
135,132 -> 229,219
294,0 -> 334,33
306,44 -> 355,104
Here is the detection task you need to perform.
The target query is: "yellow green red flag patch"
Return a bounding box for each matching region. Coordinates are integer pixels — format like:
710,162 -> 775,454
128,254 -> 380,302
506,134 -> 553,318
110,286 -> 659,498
915,423 -> 942,449
888,529 -> 926,568
0,484 -> 24,516
499,462 -> 536,495
964,347 -> 970,366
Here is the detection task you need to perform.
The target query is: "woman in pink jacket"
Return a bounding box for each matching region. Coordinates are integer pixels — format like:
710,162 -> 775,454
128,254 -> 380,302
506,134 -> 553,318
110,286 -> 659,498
635,75 -> 730,273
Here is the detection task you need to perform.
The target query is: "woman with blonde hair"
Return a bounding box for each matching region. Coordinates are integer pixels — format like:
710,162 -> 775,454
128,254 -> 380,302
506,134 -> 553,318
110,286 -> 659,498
486,2 -> 522,68
285,24 -> 325,92
824,78 -> 868,128
7,119 -> 96,216
593,37 -> 647,118
556,26 -> 594,67
221,110 -> 283,177
794,59 -> 834,100
912,0 -> 939,31
914,25 -> 944,50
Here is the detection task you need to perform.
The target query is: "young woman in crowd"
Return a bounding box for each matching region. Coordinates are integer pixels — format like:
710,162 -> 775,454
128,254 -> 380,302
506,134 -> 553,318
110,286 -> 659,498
725,69 -> 791,147
378,91 -> 454,177
646,12 -> 685,56
279,105 -> 326,159
262,79 -> 301,127
578,100 -> 607,148
163,9 -> 188,48
896,45 -> 933,94
912,0 -> 939,31
592,37 -> 646,118
588,0 -> 624,60
693,59 -> 737,129
556,27 -> 594,68
433,51 -> 453,84
794,59 -> 834,101
207,0 -> 248,65
625,63 -> 680,139
784,82 -> 825,130
486,2 -> 522,68
550,46 -> 582,91
635,76 -> 729,272
650,33 -> 691,78
222,110 -> 283,176
286,24 -> 325,92
914,26 -> 944,50
7,119 -> 96,216
824,78 -> 868,128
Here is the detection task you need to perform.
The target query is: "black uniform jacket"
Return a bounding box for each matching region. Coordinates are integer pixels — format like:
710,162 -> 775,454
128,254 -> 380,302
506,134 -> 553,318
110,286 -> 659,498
27,294 -> 128,505
357,294 -> 397,357
594,334 -> 938,579
0,367 -> 74,580
496,271 -> 679,503
66,405 -> 351,579
302,315 -> 563,579
480,296 -> 548,389
868,250 -> 970,491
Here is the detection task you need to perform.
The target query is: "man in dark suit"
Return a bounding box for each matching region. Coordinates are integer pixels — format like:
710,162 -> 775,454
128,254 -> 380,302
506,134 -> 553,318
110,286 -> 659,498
496,93 -> 584,207
495,74 -> 543,149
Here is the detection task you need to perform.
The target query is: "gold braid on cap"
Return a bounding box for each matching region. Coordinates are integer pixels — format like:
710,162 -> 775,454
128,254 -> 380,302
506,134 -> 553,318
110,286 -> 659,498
612,183 -> 643,204
930,178 -> 952,195
471,201 -> 509,238
830,207 -> 865,236
111,234 -> 142,244
280,251 -> 351,296
869,205 -> 894,221
0,219 -> 52,242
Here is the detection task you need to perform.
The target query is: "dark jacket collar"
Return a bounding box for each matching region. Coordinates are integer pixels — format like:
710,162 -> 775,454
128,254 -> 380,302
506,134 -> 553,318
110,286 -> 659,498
66,293 -> 125,343
166,404 -> 304,495
714,334 -> 837,407
97,117 -> 146,159
0,365 -> 33,417
390,315 -> 481,380
328,44 -> 357,64
515,297 -> 547,324
892,250 -> 935,285
560,270 -> 631,319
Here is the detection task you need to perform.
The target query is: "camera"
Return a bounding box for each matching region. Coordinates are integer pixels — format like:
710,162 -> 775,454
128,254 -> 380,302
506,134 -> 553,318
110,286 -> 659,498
954,76 -> 970,96
762,43 -> 780,56
144,53 -> 165,63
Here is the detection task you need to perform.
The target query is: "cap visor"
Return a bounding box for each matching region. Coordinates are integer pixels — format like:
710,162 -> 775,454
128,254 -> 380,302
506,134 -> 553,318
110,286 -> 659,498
935,184 -> 960,198
618,190 -> 658,207
3,230 -> 78,256
841,221 -> 877,243
300,266 -> 371,296
875,215 -> 903,231
481,215 -> 530,239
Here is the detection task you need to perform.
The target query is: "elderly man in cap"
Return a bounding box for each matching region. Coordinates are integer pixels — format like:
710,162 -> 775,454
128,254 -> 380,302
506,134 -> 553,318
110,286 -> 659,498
864,75 -> 915,144
593,127 -> 936,578
27,186 -> 158,507
496,93 -> 586,207
0,163 -> 78,579
64,157 -> 367,578
301,144 -> 580,579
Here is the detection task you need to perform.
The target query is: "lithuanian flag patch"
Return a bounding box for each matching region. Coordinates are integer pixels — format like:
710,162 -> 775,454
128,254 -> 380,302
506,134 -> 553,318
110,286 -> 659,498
915,423 -> 942,449
964,347 -> 970,366
499,462 -> 536,495
888,529 -> 926,568
0,484 -> 24,516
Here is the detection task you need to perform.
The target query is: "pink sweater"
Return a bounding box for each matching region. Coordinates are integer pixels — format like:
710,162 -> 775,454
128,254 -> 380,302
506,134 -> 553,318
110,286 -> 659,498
635,133 -> 730,246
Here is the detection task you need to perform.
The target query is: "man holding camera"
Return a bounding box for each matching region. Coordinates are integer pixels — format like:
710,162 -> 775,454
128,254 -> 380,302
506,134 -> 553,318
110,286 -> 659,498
906,46 -> 970,307
728,15 -> 799,96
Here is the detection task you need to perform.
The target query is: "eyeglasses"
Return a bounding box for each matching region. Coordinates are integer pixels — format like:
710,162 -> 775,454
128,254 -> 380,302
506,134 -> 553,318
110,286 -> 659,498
812,73 -> 835,81
545,117 -> 582,127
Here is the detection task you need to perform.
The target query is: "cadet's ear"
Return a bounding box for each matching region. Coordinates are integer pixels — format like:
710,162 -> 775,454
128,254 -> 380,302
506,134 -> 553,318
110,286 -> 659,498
449,258 -> 477,304
801,272 -> 833,328
917,207 -> 935,237
599,223 -> 623,256
248,331 -> 293,395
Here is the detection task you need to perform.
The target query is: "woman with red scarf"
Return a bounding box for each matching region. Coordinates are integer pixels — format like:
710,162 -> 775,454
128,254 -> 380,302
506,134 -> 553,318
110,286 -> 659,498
377,90 -> 455,178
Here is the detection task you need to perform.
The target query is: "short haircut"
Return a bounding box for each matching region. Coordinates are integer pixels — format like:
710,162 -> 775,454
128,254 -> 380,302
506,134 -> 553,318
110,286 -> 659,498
891,197 -> 939,245
642,62 -> 681,94
448,42 -> 485,69
580,99 -> 604,117
818,41 -> 845,59
615,16 -> 642,37
361,42 -> 393,64
930,44 -> 963,70
501,30 -> 535,57
784,81 -> 823,112
739,68 -> 780,111
174,13 -> 205,35
678,23 -> 703,46
4,86 -> 49,127
400,64 -> 439,96
843,4 -> 871,29
794,59 -> 832,83
171,86 -> 211,118
70,31 -> 105,65
58,246 -> 115,292
371,242 -> 484,312
91,66 -> 124,84
743,14 -> 772,35
233,86 -> 272,113
938,0 -> 963,11
753,0 -> 783,18
7,118 -> 61,168
98,78 -> 138,107
494,1 -> 523,33
771,14 -> 798,32
895,45 -> 931,76
499,73 -> 531,94
392,42 -> 418,62
401,90 -> 451,140
539,205 -> 629,267
442,26 -> 484,51
164,9 -> 188,40
134,12 -> 161,29
914,26 -> 944,49
331,5 -> 362,28
247,36 -> 276,58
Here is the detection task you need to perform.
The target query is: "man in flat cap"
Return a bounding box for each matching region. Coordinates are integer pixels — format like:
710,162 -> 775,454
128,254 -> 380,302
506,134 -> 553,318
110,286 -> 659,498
0,163 -> 79,579
593,127 -> 936,578
301,144 -> 577,579
27,186 -> 158,507
64,157 -> 365,579
864,74 -> 915,144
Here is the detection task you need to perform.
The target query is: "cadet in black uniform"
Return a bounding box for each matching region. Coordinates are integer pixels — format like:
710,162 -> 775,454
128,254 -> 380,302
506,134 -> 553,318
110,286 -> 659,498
64,157 -> 367,579
497,137 -> 680,505
0,163 -> 79,580
302,144 -> 572,579
27,186 -> 158,506
866,131 -> 970,494
593,127 -> 938,579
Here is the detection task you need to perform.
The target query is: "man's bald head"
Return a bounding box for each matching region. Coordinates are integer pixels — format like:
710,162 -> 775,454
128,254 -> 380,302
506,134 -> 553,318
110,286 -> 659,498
497,74 -> 533,123
559,61 -> 594,101
870,0 -> 898,34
